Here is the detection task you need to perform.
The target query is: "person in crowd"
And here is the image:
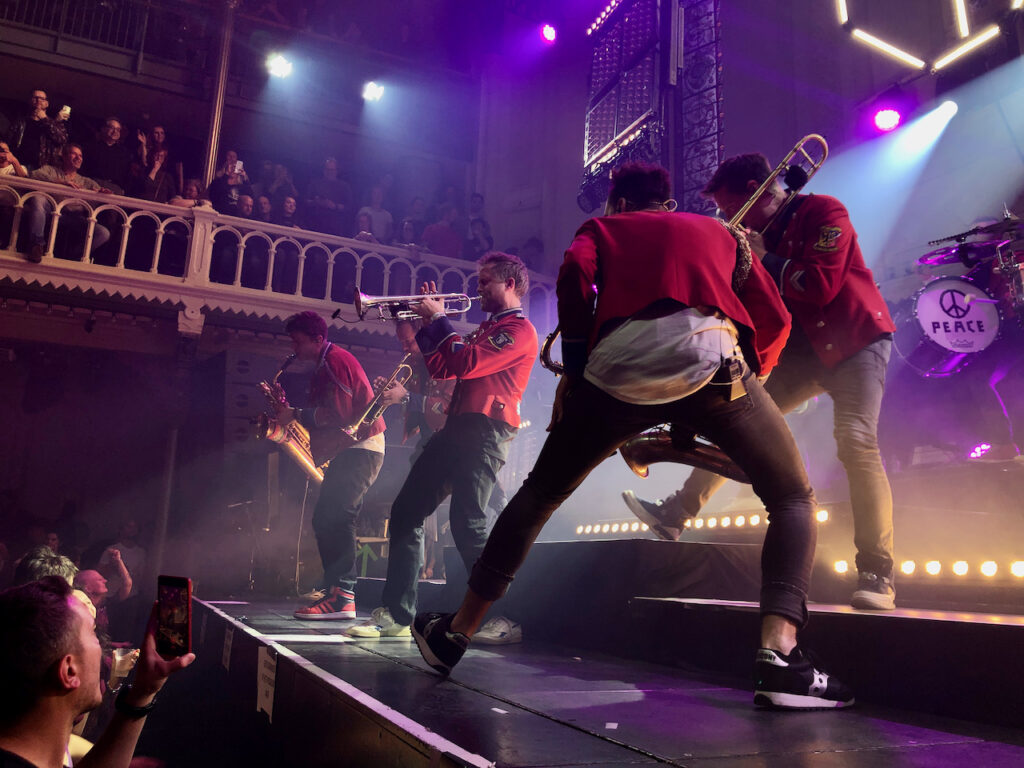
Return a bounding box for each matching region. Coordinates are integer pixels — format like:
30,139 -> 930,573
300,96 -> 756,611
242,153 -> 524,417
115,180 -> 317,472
24,144 -> 112,263
74,570 -> 111,636
213,149 -> 242,181
274,311 -> 393,620
622,152 -> 897,611
406,196 -> 428,240
0,576 -> 194,768
266,163 -> 298,208
7,89 -> 68,171
135,125 -> 183,194
12,545 -> 78,587
395,217 -> 420,247
348,252 -> 536,640
0,141 -> 28,178
357,185 -> 393,244
463,218 -> 494,261
272,195 -> 301,228
237,194 -> 254,219
208,157 -> 252,216
467,192 -> 486,222
304,157 -> 351,236
253,194 -> 273,223
519,237 -> 544,273
421,203 -> 461,259
131,148 -> 177,204
353,211 -> 377,243
168,178 -> 212,209
82,117 -> 132,195
248,159 -> 274,200
411,163 -> 855,711
45,532 -> 60,555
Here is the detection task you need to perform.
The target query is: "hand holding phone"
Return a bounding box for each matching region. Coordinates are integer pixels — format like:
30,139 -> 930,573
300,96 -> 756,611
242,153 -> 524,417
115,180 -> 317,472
58,105 -> 71,121
156,575 -> 192,657
233,160 -> 244,174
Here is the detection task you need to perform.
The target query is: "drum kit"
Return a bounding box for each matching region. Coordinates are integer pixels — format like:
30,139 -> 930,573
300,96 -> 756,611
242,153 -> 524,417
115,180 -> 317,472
897,212 -> 1024,377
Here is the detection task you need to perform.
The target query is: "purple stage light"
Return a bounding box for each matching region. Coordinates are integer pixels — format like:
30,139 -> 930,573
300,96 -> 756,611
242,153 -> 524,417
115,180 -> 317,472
969,442 -> 992,459
873,108 -> 902,132
541,24 -> 557,43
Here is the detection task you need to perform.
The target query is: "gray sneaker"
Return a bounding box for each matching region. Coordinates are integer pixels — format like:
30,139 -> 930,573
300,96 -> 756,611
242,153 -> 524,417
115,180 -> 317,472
850,571 -> 895,610
622,490 -> 685,541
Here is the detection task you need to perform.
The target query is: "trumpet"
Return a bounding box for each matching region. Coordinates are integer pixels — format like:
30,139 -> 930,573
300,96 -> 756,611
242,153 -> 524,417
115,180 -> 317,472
342,354 -> 415,438
354,288 -> 478,322
728,133 -> 828,231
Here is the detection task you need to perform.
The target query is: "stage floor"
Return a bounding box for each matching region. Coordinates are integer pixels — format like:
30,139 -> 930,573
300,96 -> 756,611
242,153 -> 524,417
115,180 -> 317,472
163,597 -> 1024,767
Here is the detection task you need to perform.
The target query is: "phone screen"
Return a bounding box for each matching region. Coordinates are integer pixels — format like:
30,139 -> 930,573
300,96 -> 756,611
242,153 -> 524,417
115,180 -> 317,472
234,160 -> 244,173
156,575 -> 192,657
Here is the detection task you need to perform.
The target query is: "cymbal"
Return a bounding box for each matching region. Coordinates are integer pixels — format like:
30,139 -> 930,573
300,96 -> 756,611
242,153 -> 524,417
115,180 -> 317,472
917,240 -> 1000,266
927,217 -> 1022,246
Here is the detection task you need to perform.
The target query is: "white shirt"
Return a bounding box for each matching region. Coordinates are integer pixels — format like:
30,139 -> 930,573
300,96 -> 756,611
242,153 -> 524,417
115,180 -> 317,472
584,307 -> 740,405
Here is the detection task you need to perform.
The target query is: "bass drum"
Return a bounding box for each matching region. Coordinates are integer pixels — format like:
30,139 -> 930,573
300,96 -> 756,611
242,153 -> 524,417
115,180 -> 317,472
893,275 -> 1001,377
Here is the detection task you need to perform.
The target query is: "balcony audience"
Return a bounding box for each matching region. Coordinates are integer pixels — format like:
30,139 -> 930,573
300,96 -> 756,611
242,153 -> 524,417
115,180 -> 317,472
208,153 -> 253,216
136,125 -> 183,194
169,178 -> 213,209
357,184 -> 393,243
82,117 -> 133,195
272,195 -> 301,228
6,88 -> 69,172
421,202 -> 461,259
304,156 -> 351,235
24,144 -> 112,263
131,148 -> 178,204
0,141 -> 28,178
253,194 -> 273,223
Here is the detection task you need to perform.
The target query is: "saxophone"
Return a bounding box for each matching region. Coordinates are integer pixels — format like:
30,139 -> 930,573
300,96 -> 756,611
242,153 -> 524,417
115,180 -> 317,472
254,354 -> 325,486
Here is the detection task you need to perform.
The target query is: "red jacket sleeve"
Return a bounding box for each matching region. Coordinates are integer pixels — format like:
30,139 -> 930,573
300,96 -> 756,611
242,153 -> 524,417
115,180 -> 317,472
421,317 -> 535,380
763,196 -> 855,307
307,347 -> 375,429
735,256 -> 791,375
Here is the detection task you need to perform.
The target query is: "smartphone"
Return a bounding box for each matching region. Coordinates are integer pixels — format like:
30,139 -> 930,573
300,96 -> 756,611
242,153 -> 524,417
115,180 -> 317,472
156,575 -> 192,657
234,160 -> 244,174
59,105 -> 71,118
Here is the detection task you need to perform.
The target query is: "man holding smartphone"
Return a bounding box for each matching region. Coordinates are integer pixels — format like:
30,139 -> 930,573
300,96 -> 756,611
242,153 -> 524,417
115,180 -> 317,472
0,576 -> 194,768
7,89 -> 68,172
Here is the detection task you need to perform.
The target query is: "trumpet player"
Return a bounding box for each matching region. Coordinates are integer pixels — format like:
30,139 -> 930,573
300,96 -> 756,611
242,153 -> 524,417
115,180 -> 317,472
347,252 -> 537,640
623,152 -> 897,611
411,163 -> 856,710
277,311 -> 392,621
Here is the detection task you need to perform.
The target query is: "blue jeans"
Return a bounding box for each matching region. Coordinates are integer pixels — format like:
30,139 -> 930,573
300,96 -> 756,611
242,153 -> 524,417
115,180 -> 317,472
383,414 -> 514,625
470,366 -> 817,628
24,197 -> 110,253
312,448 -> 383,592
679,336 -> 894,577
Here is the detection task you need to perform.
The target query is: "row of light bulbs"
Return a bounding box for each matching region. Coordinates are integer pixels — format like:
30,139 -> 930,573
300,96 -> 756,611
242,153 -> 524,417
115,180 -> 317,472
834,560 -> 1024,579
586,0 -> 623,35
575,509 -> 831,537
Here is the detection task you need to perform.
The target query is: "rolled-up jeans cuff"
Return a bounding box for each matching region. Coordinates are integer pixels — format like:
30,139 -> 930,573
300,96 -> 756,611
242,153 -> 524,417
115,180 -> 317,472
760,582 -> 809,629
469,559 -> 514,602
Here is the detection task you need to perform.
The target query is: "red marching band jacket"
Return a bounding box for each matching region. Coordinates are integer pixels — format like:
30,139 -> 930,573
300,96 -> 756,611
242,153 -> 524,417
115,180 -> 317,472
557,211 -> 792,377
300,342 -> 386,464
761,194 -> 895,368
416,308 -> 538,430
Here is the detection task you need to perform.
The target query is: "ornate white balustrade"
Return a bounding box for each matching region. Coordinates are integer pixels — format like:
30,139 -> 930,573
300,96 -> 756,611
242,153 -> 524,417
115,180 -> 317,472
0,177 -> 556,338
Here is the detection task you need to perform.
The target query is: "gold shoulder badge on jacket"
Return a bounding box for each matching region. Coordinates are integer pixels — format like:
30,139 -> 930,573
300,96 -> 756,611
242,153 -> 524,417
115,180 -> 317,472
814,226 -> 841,252
488,330 -> 515,349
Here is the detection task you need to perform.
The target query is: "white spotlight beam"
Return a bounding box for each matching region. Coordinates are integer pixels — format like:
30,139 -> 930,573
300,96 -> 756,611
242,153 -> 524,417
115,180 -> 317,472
851,29 -> 926,69
933,25 -> 1001,70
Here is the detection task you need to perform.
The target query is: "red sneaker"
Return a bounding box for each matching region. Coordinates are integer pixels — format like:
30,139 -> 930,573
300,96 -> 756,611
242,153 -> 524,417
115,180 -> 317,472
293,587 -> 356,620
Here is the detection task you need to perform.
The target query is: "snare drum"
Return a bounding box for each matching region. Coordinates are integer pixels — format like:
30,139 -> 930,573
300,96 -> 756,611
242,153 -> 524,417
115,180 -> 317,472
893,275 -> 1001,376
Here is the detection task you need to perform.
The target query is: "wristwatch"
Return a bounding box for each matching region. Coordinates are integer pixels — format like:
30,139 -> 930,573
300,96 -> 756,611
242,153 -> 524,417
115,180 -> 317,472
114,684 -> 156,719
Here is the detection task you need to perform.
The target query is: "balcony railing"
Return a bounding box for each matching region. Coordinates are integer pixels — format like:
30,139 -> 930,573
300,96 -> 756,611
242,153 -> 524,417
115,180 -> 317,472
0,177 -> 557,337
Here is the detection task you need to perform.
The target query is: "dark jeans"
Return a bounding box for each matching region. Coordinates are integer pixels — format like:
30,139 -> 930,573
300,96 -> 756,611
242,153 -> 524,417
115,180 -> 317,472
24,197 -> 110,254
679,337 -> 894,577
384,413 -> 514,625
312,448 -> 383,593
470,368 -> 817,628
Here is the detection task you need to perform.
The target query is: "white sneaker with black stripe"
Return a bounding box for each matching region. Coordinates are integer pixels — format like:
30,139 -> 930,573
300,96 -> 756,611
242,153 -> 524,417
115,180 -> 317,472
754,646 -> 854,709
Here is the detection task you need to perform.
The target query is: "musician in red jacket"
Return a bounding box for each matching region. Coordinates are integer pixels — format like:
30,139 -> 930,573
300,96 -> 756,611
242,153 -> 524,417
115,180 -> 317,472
624,152 -> 897,611
347,252 -> 537,639
273,311 -> 387,621
412,163 -> 854,710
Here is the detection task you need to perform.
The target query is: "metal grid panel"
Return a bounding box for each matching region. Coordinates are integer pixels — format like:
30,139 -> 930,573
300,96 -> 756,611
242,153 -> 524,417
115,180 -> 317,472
589,22 -> 622,101
585,87 -> 619,163
621,0 -> 658,63
618,52 -> 655,134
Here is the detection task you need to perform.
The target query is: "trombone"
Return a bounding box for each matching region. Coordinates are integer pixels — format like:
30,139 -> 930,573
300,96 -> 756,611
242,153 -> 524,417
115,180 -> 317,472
353,288 -> 478,322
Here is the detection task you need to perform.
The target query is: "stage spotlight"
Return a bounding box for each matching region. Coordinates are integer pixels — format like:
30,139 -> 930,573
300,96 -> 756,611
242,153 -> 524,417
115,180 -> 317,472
834,560 -> 849,574
925,560 -> 942,576
362,81 -> 385,102
1011,561 -> 1024,578
873,108 -> 902,132
576,525 -> 584,535
952,560 -> 969,576
720,516 -> 731,528
969,442 -> 992,459
266,53 -> 293,78
540,24 -> 557,43
816,509 -> 829,522
900,560 -> 916,575
981,560 -> 998,577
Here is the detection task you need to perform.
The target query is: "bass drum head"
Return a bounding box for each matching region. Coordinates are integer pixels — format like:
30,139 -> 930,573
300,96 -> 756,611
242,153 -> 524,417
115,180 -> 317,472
893,276 -> 1001,377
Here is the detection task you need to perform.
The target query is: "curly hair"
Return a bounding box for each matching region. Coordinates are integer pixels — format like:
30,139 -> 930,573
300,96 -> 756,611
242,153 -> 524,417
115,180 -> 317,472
284,310 -> 328,339
608,163 -> 671,209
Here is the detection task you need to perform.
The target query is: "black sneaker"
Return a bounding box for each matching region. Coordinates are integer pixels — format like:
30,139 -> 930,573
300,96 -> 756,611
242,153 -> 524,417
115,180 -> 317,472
850,571 -> 895,610
412,612 -> 469,676
754,646 -> 854,709
621,490 -> 684,541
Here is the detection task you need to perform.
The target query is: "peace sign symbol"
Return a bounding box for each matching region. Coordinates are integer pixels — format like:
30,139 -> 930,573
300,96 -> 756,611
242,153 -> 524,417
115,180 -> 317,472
939,289 -> 970,319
